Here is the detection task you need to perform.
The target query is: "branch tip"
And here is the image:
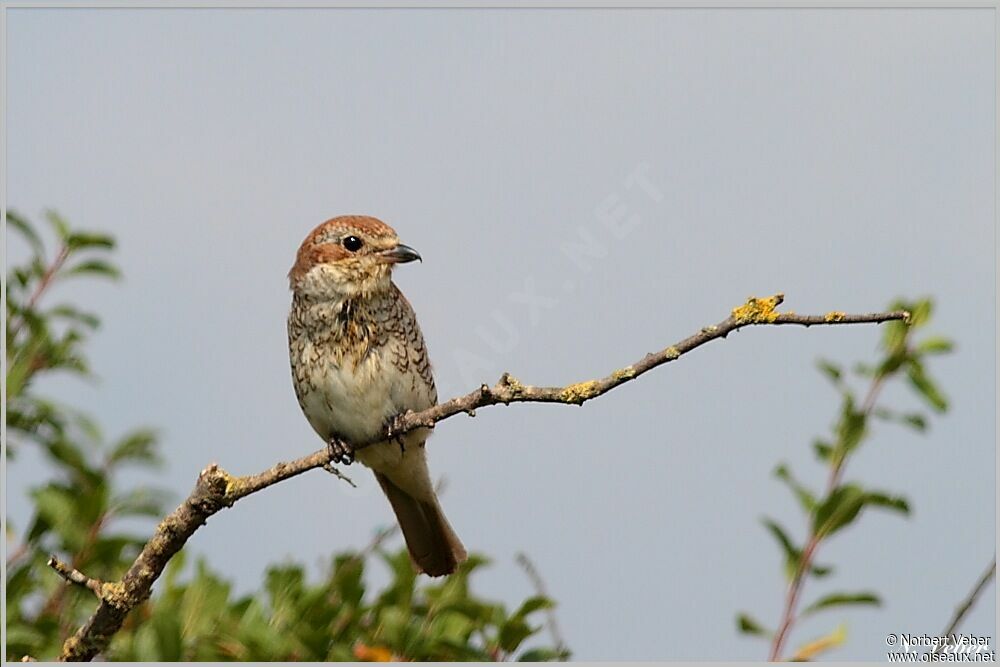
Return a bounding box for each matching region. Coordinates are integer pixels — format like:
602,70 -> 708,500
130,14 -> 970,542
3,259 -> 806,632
47,555 -> 104,598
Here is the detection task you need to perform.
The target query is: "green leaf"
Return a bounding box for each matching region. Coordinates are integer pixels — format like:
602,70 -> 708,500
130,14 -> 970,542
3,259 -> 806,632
852,362 -> 876,377
163,548 -> 188,590
802,591 -> 881,616
916,336 -> 954,355
151,606 -> 183,661
499,617 -> 537,653
48,305 -> 101,329
111,487 -> 173,518
736,612 -> 770,636
773,464 -> 817,512
7,211 -> 45,256
810,562 -> 835,577
89,535 -> 144,567
6,622 -> 47,647
906,360 -> 949,412
761,518 -> 801,579
66,231 -> 115,250
107,429 -> 160,467
907,299 -> 933,328
518,647 -> 570,661
44,437 -> 99,480
872,408 -> 929,432
813,439 -> 834,461
513,595 -> 554,618
64,259 -> 121,280
836,398 -> 867,454
6,355 -> 33,401
377,548 -> 418,609
331,554 -> 366,608
864,491 -> 910,516
816,359 -> 842,384
812,484 -> 867,538
881,320 -> 910,353
902,413 -> 928,431
45,209 -> 71,240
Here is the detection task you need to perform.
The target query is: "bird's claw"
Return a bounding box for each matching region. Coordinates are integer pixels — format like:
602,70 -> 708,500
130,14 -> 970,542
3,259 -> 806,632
327,436 -> 354,465
385,412 -> 408,455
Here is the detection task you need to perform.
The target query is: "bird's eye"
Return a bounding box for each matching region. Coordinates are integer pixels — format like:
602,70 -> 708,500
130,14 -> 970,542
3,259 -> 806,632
342,236 -> 363,252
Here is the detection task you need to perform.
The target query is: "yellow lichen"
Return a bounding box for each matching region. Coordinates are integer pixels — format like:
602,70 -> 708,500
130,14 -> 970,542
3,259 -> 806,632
824,311 -> 846,323
497,373 -> 526,402
99,581 -> 129,607
501,373 -> 525,394
664,346 -> 681,360
224,475 -> 245,497
60,636 -> 82,658
559,380 -> 600,404
611,367 -> 636,381
731,294 -> 783,324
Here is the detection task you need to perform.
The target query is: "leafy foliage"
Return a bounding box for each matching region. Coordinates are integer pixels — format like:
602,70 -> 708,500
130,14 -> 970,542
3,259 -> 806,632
5,211 -> 568,662
104,550 -> 565,661
6,210 -> 169,661
738,298 -> 953,660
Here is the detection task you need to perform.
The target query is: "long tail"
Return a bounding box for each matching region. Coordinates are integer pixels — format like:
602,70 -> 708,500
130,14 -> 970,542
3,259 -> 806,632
374,472 -> 467,577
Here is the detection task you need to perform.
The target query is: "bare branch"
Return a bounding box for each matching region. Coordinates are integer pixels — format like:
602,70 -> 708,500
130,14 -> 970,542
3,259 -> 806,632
321,461 -> 356,487
46,556 -> 105,598
53,294 -> 907,661
933,555 -> 996,654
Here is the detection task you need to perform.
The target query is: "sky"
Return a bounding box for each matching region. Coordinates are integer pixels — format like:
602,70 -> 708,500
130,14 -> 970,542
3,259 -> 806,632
5,7 -> 996,661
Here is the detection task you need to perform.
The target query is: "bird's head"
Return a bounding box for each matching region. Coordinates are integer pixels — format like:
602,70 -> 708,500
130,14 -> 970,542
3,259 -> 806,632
289,215 -> 421,299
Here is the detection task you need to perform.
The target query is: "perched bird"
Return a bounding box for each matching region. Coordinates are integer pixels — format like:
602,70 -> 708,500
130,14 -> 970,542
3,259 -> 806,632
287,215 -> 466,577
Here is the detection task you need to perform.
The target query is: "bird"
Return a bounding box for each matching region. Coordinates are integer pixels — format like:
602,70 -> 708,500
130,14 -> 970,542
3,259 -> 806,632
286,215 -> 467,577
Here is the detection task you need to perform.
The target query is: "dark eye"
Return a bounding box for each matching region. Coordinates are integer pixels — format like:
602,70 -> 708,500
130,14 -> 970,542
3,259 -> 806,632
342,236 -> 363,252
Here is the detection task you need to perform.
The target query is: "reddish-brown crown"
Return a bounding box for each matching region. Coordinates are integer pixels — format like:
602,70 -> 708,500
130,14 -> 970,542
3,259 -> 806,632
289,215 -> 398,285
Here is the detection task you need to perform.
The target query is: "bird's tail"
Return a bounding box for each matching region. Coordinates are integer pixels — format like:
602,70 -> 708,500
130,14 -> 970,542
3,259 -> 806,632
374,471 -> 467,577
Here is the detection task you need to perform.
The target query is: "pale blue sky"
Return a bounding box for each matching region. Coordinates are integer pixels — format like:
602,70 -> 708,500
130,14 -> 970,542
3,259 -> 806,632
6,7 -> 995,660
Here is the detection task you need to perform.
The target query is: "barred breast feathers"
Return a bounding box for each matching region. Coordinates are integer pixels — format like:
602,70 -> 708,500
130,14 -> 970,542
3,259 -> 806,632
288,282 -> 436,407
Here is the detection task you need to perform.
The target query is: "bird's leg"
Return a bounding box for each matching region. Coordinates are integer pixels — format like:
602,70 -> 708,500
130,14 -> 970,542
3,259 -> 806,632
327,434 -> 354,465
385,412 -> 408,455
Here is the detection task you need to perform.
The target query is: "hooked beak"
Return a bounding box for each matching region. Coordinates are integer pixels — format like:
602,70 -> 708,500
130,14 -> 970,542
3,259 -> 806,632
381,243 -> 422,264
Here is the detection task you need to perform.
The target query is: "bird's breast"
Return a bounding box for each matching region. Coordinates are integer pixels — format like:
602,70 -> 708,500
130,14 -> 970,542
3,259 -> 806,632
290,346 -> 434,447
290,336 -> 394,442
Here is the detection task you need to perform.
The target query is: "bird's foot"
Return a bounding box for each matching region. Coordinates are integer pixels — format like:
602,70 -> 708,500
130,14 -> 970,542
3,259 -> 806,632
385,412 -> 409,455
327,435 -> 355,465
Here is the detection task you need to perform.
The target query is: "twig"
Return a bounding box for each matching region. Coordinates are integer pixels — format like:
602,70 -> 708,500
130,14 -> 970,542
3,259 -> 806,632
46,555 -> 105,598
9,243 -> 70,342
322,462 -> 356,487
932,556 -> 996,654
768,363 -> 891,661
516,552 -> 567,656
53,294 -> 907,661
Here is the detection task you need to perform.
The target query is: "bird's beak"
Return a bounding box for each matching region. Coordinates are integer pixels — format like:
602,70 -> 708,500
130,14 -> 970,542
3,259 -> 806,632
381,243 -> 422,264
